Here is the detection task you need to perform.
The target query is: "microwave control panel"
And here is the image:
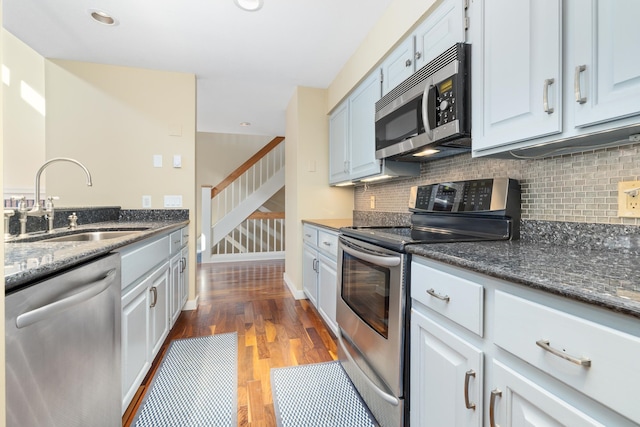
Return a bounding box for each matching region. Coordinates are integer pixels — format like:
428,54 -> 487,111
434,76 -> 460,127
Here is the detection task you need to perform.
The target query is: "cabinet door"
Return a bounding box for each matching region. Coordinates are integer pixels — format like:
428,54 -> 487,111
349,72 -> 381,181
317,254 -> 338,335
381,37 -> 414,95
149,265 -> 170,358
410,308 -> 483,427
181,246 -> 189,307
302,244 -> 318,306
490,360 -> 604,427
170,253 -> 181,325
570,0 -> 640,128
414,0 -> 466,69
473,0 -> 562,151
329,101 -> 350,184
121,281 -> 150,413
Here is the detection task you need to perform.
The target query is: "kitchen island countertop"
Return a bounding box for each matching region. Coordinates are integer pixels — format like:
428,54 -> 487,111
302,218 -> 353,232
4,219 -> 189,293
408,240 -> 640,319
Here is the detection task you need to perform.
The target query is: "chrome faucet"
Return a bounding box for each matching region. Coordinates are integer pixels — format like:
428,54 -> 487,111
28,158 -> 93,219
11,196 -> 30,237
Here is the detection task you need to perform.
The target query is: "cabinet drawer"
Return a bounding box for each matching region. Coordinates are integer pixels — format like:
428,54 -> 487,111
494,290 -> 640,423
302,224 -> 318,246
121,236 -> 169,290
169,230 -> 182,254
181,227 -> 189,246
411,260 -> 484,336
317,230 -> 339,259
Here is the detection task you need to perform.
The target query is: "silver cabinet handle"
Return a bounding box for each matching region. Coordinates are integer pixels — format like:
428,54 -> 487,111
536,339 -> 592,367
16,269 -> 116,329
574,65 -> 587,104
543,78 -> 555,114
490,389 -> 502,427
415,51 -> 422,60
180,257 -> 186,273
405,59 -> 412,67
150,286 -> 158,308
304,233 -> 312,238
322,241 -> 331,246
464,369 -> 476,410
427,288 -> 450,302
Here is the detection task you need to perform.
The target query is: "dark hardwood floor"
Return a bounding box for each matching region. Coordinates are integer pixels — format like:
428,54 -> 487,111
122,260 -> 338,426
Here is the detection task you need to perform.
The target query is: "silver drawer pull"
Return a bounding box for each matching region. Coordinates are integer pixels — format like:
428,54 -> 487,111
536,339 -> 591,367
464,369 -> 476,410
574,64 -> 587,104
490,389 -> 502,427
322,241 -> 331,246
427,288 -> 450,302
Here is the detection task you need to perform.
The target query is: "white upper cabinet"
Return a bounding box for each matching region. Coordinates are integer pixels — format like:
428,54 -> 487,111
329,72 -> 381,185
414,0 -> 467,69
472,0 -> 640,157
570,0 -> 640,128
381,37 -> 414,96
472,0 -> 563,152
349,72 -> 382,180
329,101 -> 350,184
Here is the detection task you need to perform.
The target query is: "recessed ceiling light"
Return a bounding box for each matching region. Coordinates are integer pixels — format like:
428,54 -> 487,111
234,0 -> 263,12
89,9 -> 117,26
240,122 -> 252,127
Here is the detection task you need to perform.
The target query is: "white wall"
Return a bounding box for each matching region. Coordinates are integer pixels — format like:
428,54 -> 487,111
284,86 -> 353,295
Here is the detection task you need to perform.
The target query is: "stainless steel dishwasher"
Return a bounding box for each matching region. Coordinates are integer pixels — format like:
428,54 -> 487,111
5,253 -> 121,427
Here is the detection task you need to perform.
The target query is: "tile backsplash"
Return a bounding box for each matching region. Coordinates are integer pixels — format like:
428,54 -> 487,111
355,143 -> 640,225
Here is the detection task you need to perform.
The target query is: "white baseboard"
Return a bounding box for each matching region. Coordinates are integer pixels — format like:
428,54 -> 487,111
283,271 -> 306,300
201,251 -> 285,264
182,295 -> 199,311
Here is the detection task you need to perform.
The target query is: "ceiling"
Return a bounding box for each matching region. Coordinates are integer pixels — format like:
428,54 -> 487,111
3,0 -> 394,136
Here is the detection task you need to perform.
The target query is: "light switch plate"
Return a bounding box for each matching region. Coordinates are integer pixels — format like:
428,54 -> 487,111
618,181 -> 640,217
142,195 -> 152,208
153,155 -> 163,168
164,195 -> 183,208
173,155 -> 182,168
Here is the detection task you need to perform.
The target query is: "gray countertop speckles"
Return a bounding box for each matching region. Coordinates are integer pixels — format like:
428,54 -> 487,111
407,240 -> 640,319
5,219 -> 188,293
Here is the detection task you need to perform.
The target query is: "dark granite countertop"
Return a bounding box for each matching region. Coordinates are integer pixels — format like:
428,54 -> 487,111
407,240 -> 640,319
4,209 -> 189,293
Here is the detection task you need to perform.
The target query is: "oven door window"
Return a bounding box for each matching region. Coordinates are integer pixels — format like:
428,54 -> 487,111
341,251 -> 391,338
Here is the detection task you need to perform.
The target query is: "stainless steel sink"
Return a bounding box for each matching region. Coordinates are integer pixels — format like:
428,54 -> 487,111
43,230 -> 145,242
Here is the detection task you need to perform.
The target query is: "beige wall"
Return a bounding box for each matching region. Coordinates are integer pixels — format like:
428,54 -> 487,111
327,0 -> 439,111
0,2 -> 7,424
2,29 -> 46,196
43,59 -> 198,301
284,86 -> 353,294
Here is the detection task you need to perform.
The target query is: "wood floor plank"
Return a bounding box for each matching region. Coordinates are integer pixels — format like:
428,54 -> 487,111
123,259 -> 337,427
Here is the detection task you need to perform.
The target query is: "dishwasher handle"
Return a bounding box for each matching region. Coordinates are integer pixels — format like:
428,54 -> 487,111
16,269 -> 117,329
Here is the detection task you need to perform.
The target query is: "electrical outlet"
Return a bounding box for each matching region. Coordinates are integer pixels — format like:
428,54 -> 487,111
370,195 -> 376,209
142,195 -> 152,208
618,181 -> 640,218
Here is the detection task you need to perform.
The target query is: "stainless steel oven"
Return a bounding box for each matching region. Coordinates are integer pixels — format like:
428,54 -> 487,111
337,178 -> 521,427
337,235 -> 407,427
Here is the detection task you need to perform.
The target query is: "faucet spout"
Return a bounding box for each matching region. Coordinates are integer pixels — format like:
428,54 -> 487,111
29,158 -> 93,217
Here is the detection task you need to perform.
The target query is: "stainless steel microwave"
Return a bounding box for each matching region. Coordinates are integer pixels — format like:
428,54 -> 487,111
375,43 -> 471,161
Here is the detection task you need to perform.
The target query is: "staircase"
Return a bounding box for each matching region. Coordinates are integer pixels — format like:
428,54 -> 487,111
201,136 -> 285,263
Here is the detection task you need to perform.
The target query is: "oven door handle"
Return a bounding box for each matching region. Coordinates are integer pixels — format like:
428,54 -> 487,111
337,332 -> 400,407
340,241 -> 401,268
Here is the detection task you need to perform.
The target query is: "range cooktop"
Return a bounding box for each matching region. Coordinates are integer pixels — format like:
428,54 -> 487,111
341,178 -> 521,252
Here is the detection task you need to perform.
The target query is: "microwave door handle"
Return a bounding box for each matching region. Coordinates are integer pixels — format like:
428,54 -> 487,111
340,241 -> 401,268
421,77 -> 436,141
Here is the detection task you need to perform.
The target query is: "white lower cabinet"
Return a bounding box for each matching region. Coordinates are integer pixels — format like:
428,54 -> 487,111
301,223 -> 339,334
121,259 -> 169,413
410,308 -> 483,427
490,360 -> 603,427
120,225 -> 190,414
410,256 -> 640,427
